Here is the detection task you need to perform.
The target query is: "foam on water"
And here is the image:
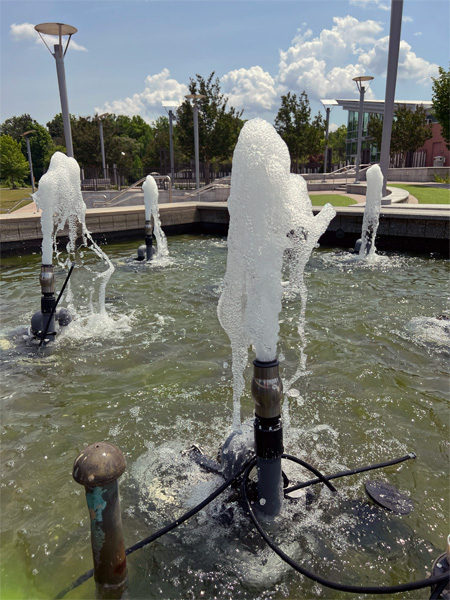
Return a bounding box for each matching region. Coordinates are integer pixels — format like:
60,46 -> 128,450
358,164 -> 383,259
32,151 -> 115,316
142,175 -> 169,264
217,119 -> 335,429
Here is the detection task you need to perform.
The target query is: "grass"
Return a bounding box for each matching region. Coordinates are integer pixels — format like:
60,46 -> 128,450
309,194 -> 356,207
0,188 -> 34,213
388,184 -> 450,204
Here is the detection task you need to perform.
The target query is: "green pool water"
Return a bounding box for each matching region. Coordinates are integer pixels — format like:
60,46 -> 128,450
0,235 -> 448,600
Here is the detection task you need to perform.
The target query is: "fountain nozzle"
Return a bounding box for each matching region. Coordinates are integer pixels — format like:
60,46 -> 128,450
137,219 -> 155,261
252,359 -> 284,517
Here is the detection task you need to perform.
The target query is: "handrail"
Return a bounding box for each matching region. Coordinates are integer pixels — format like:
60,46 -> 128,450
172,180 -> 230,202
92,175 -> 172,207
1,195 -> 34,214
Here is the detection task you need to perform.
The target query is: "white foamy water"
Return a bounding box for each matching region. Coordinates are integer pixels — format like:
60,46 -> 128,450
217,119 -> 335,430
32,151 -> 115,315
359,164 -> 383,258
142,174 -> 169,264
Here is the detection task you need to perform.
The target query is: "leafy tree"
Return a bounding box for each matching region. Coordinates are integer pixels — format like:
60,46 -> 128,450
368,105 -> 433,166
0,114 -> 54,181
0,135 -> 29,188
176,72 -> 244,184
327,125 -> 347,165
46,113 -> 76,151
431,64 -> 450,149
274,92 -> 312,172
307,112 -> 325,165
72,116 -> 102,169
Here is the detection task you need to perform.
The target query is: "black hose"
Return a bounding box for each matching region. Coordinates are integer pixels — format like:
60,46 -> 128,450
284,452 -> 416,495
38,262 -> 75,347
282,453 -> 338,494
242,459 -> 449,595
54,457 -> 254,599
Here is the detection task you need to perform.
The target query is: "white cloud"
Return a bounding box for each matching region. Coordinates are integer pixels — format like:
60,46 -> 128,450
349,0 -> 390,10
95,69 -> 189,123
402,16 -> 413,23
10,22 -> 88,51
414,31 -> 423,36
221,66 -> 277,113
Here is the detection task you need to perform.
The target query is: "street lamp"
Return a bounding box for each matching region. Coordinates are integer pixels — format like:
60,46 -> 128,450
97,113 -> 110,179
352,75 -> 374,183
34,22 -> 77,158
21,130 -> 36,192
185,94 -> 206,190
320,100 -> 338,183
162,101 -> 179,185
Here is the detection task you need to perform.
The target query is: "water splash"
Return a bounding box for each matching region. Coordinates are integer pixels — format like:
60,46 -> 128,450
142,175 -> 169,264
217,119 -> 335,430
358,164 -> 383,259
32,151 -> 114,315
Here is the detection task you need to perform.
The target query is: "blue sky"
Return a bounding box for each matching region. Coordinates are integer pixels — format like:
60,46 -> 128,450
1,0 -> 449,131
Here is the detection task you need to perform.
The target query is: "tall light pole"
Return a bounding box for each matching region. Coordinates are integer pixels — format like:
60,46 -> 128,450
162,101 -> 179,184
380,0 -> 403,196
35,22 -> 77,158
320,100 -> 337,182
21,130 -> 36,192
97,113 -> 110,179
185,94 -> 206,190
352,75 -> 374,183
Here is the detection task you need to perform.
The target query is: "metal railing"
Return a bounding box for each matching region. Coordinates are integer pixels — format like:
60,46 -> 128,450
92,175 -> 172,208
321,164 -> 373,186
172,179 -> 230,203
0,195 -> 35,214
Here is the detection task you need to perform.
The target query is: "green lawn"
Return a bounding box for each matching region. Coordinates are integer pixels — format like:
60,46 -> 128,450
310,194 -> 356,207
388,184 -> 450,204
0,188 -> 34,212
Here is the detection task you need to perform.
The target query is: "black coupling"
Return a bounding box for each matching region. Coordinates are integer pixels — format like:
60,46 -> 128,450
251,359 -> 283,419
254,415 -> 284,460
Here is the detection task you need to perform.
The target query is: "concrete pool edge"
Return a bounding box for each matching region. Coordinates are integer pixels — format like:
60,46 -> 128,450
1,201 -> 449,256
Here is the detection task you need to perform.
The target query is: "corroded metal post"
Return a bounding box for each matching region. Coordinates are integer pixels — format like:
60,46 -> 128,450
73,442 -> 127,599
252,359 -> 284,517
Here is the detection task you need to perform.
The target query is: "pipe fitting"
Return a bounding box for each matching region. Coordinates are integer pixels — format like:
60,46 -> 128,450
251,359 -> 283,419
145,219 -> 153,237
39,264 -> 55,295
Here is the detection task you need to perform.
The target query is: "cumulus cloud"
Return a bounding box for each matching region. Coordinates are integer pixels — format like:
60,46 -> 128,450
95,69 -> 189,123
349,0 -> 390,10
221,66 -> 277,114
10,22 -> 88,51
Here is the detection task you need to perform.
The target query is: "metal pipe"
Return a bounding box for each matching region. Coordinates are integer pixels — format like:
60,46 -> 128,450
73,442 -> 127,599
145,219 -> 154,261
193,101 -> 200,191
251,359 -> 284,517
25,136 -> 35,193
99,120 -> 107,179
54,44 -> 74,157
40,264 -> 56,340
322,106 -> 331,183
379,0 -> 403,196
354,86 -> 365,183
168,109 -> 175,185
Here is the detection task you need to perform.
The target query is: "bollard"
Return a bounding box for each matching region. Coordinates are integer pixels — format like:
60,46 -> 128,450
73,442 -> 128,599
252,359 -> 284,517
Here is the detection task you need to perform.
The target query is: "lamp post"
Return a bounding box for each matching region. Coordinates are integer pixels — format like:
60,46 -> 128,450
162,101 -> 179,185
97,113 -> 109,179
34,22 -> 77,158
185,94 -> 206,190
352,75 -> 374,183
380,0 -> 403,196
320,100 -> 337,183
21,130 -> 36,193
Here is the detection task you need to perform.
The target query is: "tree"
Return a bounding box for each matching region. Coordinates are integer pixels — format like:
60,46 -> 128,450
327,125 -> 347,165
0,135 -> 30,188
274,92 -> 312,172
46,113 -> 76,151
176,72 -> 244,184
431,64 -> 450,149
368,105 -> 433,166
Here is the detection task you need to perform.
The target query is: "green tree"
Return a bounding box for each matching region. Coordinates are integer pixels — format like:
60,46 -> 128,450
0,114 -> 54,181
274,91 -> 312,172
0,135 -> 30,188
327,125 -> 348,165
431,64 -> 450,149
176,72 -> 244,184
46,113 -> 76,151
306,112 -> 325,167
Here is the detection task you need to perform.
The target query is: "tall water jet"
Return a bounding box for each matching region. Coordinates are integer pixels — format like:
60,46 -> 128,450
30,151 -> 114,341
357,164 -> 383,258
218,118 -> 335,516
137,175 -> 169,262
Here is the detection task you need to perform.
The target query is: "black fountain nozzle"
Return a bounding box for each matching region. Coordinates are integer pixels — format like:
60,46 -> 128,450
251,358 -> 284,517
137,218 -> 156,261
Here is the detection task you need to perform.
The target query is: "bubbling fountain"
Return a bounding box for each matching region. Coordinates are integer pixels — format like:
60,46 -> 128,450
136,175 -> 169,262
30,151 -> 115,343
354,164 -> 383,257
217,118 -> 335,516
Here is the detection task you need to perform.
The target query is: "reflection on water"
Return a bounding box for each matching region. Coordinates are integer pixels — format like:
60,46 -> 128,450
0,236 -> 448,599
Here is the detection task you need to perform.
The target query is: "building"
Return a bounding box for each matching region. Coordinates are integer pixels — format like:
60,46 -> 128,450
323,99 -> 449,168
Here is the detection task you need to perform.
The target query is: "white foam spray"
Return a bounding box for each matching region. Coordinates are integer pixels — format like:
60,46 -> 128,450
33,151 -> 114,315
217,119 -> 335,430
359,164 -> 383,258
142,175 -> 169,262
